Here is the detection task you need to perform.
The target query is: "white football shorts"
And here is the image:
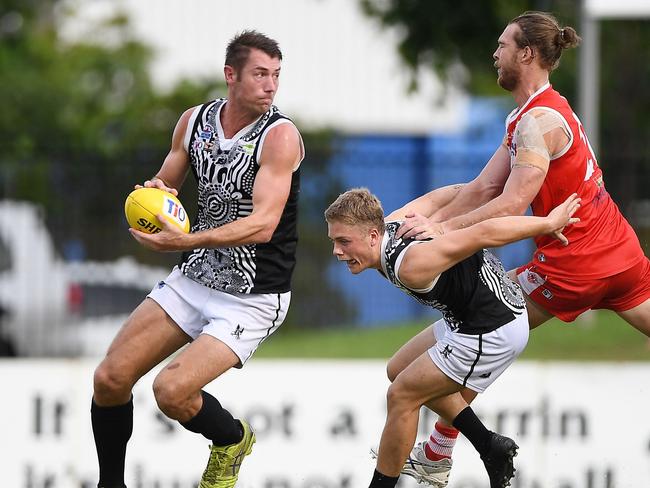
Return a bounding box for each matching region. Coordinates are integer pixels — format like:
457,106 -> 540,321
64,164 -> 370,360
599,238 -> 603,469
148,267 -> 290,367
428,312 -> 529,393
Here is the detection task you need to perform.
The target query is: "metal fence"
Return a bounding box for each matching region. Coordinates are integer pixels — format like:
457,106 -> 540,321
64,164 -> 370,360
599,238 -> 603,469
1,100 -> 648,357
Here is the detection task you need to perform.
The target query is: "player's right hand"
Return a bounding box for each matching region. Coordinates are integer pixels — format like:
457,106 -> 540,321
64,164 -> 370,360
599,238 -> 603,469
129,213 -> 187,252
397,213 -> 445,240
135,177 -> 178,196
546,193 -> 581,245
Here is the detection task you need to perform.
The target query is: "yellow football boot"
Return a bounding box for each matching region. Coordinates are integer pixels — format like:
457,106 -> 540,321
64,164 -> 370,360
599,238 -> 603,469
198,420 -> 256,488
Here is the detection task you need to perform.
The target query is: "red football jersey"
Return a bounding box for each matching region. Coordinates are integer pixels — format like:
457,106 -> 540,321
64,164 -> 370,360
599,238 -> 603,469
506,83 -> 643,279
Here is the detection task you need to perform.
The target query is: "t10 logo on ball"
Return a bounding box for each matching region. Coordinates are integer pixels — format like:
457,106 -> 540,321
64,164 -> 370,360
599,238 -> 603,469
124,187 -> 191,234
163,196 -> 188,230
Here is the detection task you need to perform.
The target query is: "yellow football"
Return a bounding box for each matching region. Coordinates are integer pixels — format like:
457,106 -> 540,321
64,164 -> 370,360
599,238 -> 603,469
124,187 -> 191,234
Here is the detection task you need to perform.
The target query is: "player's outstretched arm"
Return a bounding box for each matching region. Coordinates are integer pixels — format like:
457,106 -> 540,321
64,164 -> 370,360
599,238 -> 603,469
387,184 -> 464,221
397,144 -> 513,240
432,110 -> 570,234
397,194 -> 580,290
431,144 -> 513,221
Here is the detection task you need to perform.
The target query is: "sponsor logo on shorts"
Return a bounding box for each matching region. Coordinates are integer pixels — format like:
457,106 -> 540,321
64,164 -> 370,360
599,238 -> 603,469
542,289 -> 553,300
480,372 -> 492,379
232,324 -> 244,339
518,269 -> 546,295
157,281 -> 166,289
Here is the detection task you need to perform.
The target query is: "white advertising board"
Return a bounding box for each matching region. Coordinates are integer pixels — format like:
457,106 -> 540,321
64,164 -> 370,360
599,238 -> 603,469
1,359 -> 649,487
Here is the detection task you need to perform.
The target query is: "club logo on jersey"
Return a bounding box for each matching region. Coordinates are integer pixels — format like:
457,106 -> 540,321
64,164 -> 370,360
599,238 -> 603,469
199,124 -> 214,142
193,124 -> 215,152
593,186 -> 607,207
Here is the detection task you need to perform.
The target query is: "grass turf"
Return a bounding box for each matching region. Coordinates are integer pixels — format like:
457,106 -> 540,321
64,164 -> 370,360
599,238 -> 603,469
255,310 -> 650,361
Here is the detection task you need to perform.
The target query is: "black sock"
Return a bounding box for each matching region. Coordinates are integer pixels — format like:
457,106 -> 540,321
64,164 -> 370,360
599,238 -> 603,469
452,406 -> 491,456
91,397 -> 133,488
369,469 -> 399,488
180,390 -> 243,446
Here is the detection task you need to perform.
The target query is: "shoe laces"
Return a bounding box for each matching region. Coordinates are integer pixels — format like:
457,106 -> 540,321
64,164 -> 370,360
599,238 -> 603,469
205,447 -> 238,481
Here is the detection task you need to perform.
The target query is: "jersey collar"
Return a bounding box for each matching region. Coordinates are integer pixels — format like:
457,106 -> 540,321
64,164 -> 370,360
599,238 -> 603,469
506,82 -> 551,127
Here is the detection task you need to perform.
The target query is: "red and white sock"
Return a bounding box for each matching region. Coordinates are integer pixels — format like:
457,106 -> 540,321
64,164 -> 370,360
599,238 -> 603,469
424,421 -> 460,461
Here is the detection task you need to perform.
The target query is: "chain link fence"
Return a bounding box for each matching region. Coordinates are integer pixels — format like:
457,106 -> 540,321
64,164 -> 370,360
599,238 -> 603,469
1,129 -> 648,357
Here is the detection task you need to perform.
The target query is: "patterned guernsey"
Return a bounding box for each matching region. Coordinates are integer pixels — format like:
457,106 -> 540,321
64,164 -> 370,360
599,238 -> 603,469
179,98 -> 301,294
379,222 -> 525,334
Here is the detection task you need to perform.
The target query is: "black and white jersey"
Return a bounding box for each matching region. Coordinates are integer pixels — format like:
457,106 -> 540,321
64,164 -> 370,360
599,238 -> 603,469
379,222 -> 525,334
179,99 -> 302,295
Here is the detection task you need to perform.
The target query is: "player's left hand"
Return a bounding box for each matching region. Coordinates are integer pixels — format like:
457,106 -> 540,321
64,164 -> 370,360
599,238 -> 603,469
129,214 -> 188,252
397,213 -> 445,240
546,193 -> 581,246
135,177 -> 179,196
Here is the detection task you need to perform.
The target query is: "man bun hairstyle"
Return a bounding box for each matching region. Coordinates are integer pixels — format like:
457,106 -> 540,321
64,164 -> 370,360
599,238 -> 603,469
511,11 -> 581,71
324,188 -> 385,233
225,30 -> 282,74
558,26 -> 581,50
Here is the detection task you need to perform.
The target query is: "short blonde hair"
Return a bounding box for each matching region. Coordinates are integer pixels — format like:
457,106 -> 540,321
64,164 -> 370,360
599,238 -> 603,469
324,188 -> 385,232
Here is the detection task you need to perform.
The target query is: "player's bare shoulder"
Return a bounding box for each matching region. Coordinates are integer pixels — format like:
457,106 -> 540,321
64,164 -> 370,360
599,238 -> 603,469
169,105 -> 201,151
176,105 -> 200,132
394,237 -> 449,290
259,121 -> 303,170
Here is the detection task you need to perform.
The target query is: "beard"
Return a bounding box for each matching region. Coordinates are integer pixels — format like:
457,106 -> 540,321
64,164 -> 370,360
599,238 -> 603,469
497,62 -> 521,92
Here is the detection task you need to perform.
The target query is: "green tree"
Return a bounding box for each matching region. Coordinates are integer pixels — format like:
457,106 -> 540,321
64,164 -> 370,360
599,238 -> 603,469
359,0 -> 580,95
0,1 -> 355,328
598,19 -> 650,214
0,1 -> 224,258
360,0 -> 650,221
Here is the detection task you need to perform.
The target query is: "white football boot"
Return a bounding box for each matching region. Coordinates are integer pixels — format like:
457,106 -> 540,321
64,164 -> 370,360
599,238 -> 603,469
370,441 -> 452,487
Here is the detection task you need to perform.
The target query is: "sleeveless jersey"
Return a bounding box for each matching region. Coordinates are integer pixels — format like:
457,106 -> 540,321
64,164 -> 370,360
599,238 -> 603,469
179,99 -> 301,294
379,222 -> 525,335
505,84 -> 643,279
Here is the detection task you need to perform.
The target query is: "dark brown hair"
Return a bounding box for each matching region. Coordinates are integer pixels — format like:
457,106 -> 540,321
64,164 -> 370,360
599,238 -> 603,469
510,11 -> 581,71
225,30 -> 282,73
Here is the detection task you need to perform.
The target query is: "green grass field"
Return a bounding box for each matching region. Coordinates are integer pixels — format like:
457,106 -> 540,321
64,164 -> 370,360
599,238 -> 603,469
256,310 -> 650,361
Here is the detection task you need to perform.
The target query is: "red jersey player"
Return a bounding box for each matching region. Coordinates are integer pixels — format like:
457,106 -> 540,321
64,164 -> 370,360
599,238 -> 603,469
389,11 -> 650,487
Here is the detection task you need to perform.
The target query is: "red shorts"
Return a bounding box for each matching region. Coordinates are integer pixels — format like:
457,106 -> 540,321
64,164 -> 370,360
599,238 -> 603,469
515,257 -> 650,322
